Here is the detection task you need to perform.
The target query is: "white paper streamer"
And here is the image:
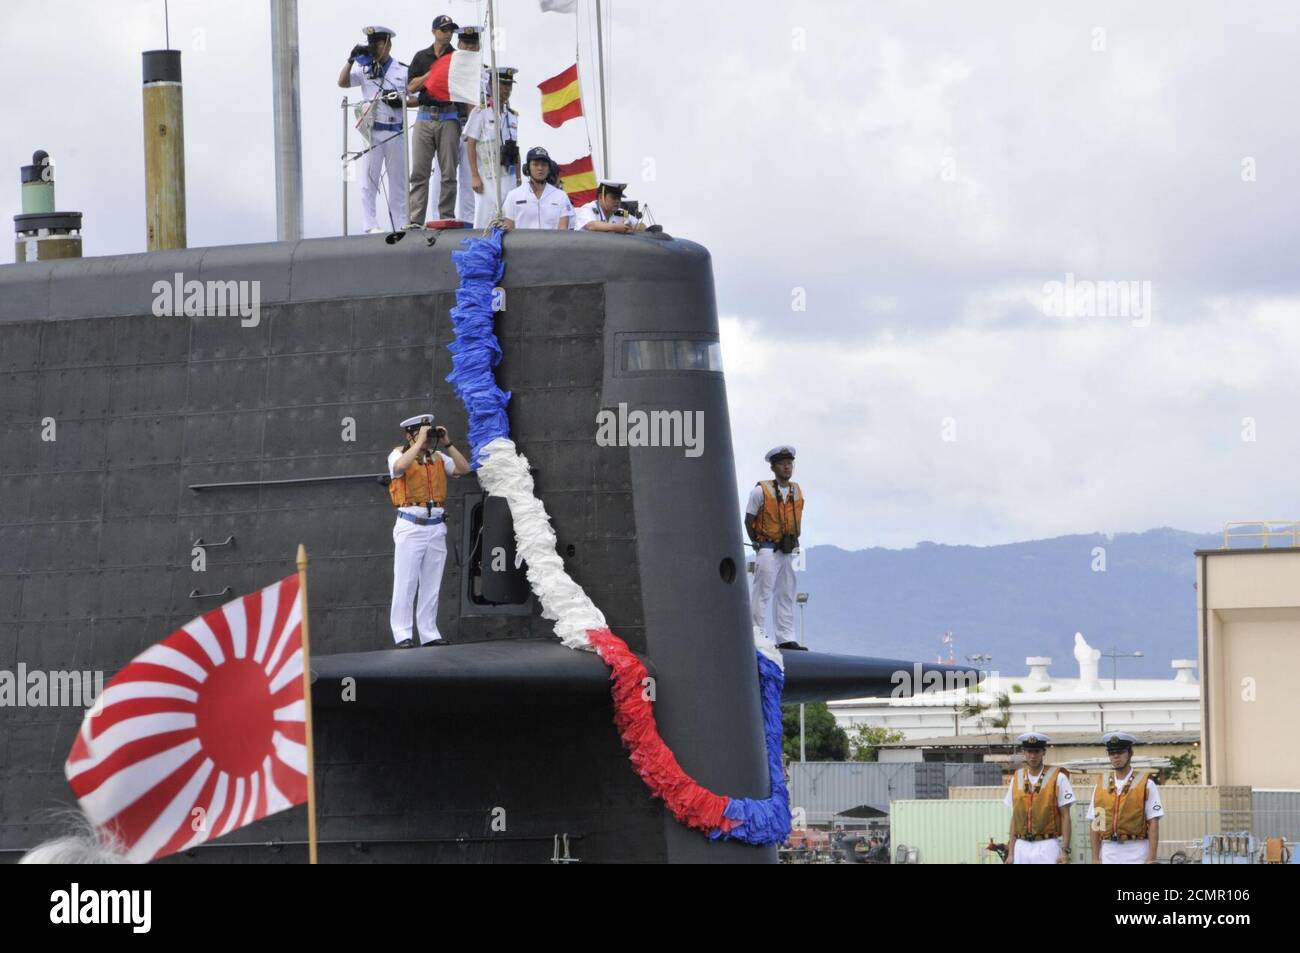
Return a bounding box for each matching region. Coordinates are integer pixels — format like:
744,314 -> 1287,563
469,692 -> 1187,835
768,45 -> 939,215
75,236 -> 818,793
476,437 -> 605,651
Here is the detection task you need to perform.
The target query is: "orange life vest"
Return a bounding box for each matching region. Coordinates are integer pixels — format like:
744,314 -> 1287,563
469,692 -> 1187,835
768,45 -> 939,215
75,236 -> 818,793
1011,766 -> 1068,838
389,451 -> 447,507
1093,770 -> 1152,841
754,480 -> 804,543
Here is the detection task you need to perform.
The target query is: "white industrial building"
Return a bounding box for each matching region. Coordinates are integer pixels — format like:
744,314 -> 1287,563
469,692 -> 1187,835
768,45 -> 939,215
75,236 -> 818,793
829,633 -> 1200,754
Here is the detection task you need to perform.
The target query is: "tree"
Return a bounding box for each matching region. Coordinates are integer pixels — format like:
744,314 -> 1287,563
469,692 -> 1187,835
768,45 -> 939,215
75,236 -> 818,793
781,702 -> 849,761
955,690 -> 1012,760
1162,750 -> 1201,784
849,724 -> 905,762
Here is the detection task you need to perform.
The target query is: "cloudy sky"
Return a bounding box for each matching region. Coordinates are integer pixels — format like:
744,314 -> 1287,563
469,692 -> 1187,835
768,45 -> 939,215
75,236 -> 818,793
4,1 -> 1298,548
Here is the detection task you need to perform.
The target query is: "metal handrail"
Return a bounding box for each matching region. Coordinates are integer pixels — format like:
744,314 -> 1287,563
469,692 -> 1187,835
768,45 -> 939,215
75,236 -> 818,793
1222,521 -> 1300,549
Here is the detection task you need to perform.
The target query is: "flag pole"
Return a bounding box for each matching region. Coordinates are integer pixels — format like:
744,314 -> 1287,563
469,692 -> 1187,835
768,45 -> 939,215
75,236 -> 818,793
488,0 -> 503,221
296,543 -> 319,864
594,0 -> 609,178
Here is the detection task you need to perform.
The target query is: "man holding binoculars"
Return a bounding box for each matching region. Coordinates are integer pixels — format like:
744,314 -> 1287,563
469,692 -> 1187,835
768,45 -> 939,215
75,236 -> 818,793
388,413 -> 471,648
745,445 -> 806,650
338,26 -> 410,233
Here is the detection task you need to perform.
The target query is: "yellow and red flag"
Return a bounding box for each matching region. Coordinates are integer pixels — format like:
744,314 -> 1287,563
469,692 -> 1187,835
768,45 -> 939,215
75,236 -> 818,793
558,154 -> 598,207
539,64 -> 583,128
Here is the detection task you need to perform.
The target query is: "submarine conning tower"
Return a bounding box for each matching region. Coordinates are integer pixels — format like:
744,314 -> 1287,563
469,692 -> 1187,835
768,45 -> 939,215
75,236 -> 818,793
0,228 -> 775,863
13,150 -> 82,264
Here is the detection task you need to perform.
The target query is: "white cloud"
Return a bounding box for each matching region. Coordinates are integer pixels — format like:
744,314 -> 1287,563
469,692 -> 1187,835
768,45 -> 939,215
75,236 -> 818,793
722,292 -> 1300,548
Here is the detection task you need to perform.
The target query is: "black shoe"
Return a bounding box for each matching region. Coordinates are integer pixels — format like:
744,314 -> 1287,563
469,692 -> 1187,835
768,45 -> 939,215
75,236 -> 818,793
395,638 -> 415,649
420,639 -> 448,647
776,641 -> 808,651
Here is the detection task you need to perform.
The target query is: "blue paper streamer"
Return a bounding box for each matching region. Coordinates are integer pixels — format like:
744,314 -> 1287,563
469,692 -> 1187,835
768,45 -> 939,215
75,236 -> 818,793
713,653 -> 792,844
446,229 -> 511,465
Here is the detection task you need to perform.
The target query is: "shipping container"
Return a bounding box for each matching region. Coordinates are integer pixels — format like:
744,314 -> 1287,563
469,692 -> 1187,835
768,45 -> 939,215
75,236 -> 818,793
1252,790 -> 1300,842
890,800 -> 1012,864
790,762 -> 1001,825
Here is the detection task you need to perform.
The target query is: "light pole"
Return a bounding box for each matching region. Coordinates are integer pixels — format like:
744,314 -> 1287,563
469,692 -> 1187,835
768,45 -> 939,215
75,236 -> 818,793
1103,647 -> 1144,690
797,592 -> 809,762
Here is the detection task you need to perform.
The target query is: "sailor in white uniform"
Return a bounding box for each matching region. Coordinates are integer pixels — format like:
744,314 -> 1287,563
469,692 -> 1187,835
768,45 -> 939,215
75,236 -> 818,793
745,445 -> 805,649
387,413 -> 471,647
339,26 -> 410,233
463,67 -> 521,228
502,147 -> 573,230
1088,731 -> 1165,864
572,180 -> 646,233
1004,732 -> 1076,864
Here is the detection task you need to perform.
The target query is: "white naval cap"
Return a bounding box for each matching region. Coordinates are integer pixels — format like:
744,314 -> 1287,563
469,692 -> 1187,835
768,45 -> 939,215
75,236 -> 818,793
400,413 -> 435,429
598,179 -> 628,194
458,24 -> 483,35
765,445 -> 796,462
1102,731 -> 1138,748
363,25 -> 398,38
1016,731 -> 1051,747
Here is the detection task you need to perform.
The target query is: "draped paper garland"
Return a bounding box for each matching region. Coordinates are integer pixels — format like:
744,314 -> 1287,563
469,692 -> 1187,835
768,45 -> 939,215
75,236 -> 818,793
445,230 -> 791,844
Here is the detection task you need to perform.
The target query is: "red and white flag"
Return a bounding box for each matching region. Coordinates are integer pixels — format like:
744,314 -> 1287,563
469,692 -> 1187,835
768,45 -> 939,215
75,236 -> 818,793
423,50 -> 484,105
65,575 -> 308,863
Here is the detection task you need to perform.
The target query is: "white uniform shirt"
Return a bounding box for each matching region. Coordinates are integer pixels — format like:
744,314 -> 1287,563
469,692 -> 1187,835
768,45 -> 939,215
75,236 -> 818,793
388,449 -> 456,519
349,57 -> 409,126
1087,769 -> 1164,863
1003,768 -> 1076,810
503,182 -> 573,229
746,482 -> 798,517
463,104 -> 518,175
573,199 -> 628,230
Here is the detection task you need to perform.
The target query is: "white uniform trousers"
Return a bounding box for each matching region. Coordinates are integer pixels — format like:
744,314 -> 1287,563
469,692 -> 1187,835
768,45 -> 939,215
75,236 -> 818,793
751,546 -> 797,643
361,130 -> 409,232
1013,838 -> 1063,864
390,516 -> 448,644
473,166 -> 517,229
1100,839 -> 1150,864
456,141 -> 476,222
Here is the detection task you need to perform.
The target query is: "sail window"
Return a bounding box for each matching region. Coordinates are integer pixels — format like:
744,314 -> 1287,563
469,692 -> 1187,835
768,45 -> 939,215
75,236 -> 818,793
622,339 -> 722,372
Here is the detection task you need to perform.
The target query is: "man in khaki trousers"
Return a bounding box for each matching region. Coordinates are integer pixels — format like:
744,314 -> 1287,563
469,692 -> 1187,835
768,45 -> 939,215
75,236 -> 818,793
406,15 -> 461,225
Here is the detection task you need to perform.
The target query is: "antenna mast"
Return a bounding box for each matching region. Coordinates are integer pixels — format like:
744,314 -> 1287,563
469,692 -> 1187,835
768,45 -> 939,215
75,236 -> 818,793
269,0 -> 304,241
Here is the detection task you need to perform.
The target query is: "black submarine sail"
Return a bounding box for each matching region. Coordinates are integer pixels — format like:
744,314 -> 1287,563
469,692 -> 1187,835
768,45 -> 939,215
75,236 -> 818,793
0,6 -> 977,866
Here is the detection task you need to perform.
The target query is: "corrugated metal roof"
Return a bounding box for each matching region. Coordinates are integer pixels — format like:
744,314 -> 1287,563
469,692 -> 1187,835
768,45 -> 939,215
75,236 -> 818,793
880,730 -> 1198,748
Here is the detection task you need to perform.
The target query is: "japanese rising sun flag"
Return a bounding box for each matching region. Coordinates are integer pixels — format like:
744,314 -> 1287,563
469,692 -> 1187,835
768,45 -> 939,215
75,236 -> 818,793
539,64 -> 583,128
558,153 -> 598,207
65,575 -> 308,863
423,49 -> 485,104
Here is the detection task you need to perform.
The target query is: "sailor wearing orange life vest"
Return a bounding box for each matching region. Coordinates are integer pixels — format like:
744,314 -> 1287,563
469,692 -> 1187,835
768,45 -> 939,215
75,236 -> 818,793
1004,732 -> 1075,864
1088,731 -> 1164,864
744,445 -> 805,649
388,414 -> 471,647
